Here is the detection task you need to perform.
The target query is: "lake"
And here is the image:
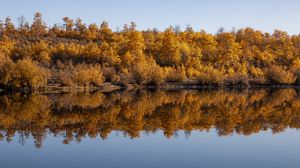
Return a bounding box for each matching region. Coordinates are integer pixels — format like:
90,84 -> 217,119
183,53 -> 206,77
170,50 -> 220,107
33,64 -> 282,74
0,88 -> 300,168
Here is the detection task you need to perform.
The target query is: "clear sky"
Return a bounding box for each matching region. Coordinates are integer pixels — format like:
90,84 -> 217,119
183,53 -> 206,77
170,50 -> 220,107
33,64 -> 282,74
0,0 -> 299,34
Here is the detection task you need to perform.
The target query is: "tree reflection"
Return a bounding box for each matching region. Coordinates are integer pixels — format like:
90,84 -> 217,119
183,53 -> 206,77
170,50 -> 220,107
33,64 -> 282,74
0,89 -> 300,148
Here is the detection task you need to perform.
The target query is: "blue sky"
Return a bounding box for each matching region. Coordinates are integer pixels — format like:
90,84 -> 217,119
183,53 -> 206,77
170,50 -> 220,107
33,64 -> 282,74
0,0 -> 299,34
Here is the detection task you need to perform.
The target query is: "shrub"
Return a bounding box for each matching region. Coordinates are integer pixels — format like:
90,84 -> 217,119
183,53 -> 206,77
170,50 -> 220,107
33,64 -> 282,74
119,71 -> 134,85
13,58 -> 51,87
165,66 -> 186,82
56,63 -> 104,87
131,59 -> 166,85
58,70 -> 73,86
88,66 -> 104,86
291,68 -> 300,84
186,68 -> 201,79
249,66 -> 264,78
265,65 -> 296,84
73,64 -> 104,86
102,67 -> 120,83
132,61 -> 150,84
55,62 -> 74,86
0,54 -> 14,86
224,73 -> 249,86
149,65 -> 165,84
73,66 -> 92,85
32,41 -> 51,65
198,67 -> 224,86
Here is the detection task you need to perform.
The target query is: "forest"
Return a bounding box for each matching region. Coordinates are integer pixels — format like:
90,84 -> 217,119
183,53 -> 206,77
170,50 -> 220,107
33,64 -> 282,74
1,12 -> 300,90
0,89 -> 300,148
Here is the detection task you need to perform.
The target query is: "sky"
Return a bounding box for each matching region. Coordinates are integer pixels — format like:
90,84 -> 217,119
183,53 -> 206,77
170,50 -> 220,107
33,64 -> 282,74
0,0 -> 300,34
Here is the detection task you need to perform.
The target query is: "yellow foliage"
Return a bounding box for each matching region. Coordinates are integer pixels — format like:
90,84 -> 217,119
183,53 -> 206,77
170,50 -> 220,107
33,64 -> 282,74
0,54 -> 14,85
198,66 -> 224,85
54,62 -> 104,87
165,66 -> 186,82
265,65 -> 296,84
13,58 -> 51,87
1,14 -> 300,88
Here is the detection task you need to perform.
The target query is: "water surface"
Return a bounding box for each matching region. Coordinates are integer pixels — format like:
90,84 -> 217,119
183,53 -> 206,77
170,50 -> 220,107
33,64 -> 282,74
0,89 -> 300,168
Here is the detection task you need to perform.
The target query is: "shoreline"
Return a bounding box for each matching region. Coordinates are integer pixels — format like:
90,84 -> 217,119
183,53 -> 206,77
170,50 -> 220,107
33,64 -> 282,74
1,82 -> 300,94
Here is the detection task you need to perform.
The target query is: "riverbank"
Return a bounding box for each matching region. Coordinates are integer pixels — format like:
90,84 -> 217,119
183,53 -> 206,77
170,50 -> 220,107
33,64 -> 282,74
1,81 -> 300,94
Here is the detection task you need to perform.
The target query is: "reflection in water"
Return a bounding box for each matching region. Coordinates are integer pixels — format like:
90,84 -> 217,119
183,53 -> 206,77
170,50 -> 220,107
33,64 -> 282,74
0,89 -> 300,148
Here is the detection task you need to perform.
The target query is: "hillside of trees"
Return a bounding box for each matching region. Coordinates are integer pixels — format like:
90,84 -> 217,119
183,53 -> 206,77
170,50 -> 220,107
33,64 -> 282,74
0,89 -> 300,148
1,13 -> 300,90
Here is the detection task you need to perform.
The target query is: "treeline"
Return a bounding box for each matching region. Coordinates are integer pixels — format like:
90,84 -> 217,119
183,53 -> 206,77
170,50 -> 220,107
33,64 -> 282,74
1,12 -> 300,89
1,89 -> 300,147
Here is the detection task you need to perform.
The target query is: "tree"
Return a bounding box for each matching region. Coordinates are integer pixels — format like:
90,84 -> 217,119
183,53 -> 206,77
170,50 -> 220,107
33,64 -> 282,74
99,21 -> 113,42
120,22 -> 146,62
18,15 -> 29,32
270,30 -> 294,67
215,32 -> 242,72
31,41 -> 51,64
75,18 -> 86,32
62,17 -> 74,31
157,27 -> 181,67
4,17 -> 15,34
30,12 -> 47,36
0,12 -> 300,88
85,23 -> 98,41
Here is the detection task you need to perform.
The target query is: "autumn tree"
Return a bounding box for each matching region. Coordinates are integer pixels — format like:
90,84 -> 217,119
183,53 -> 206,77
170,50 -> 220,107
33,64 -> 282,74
120,22 -> 146,63
85,23 -> 98,41
1,12 -> 300,88
62,17 -> 74,31
215,31 -> 242,73
157,27 -> 181,67
98,21 -> 121,66
30,12 -> 47,36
